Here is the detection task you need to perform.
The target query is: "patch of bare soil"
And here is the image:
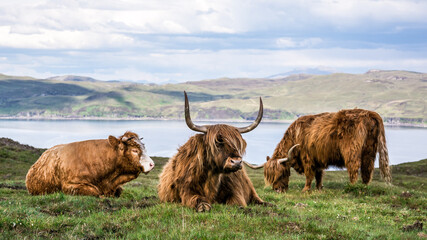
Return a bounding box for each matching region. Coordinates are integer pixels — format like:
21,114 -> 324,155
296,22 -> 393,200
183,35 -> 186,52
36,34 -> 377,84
0,183 -> 27,190
99,196 -> 158,212
239,206 -> 287,218
277,221 -> 303,234
402,220 -> 423,232
400,191 -> 413,198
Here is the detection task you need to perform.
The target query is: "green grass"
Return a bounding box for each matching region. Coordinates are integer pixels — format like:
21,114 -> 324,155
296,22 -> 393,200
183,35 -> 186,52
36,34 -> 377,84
0,140 -> 426,239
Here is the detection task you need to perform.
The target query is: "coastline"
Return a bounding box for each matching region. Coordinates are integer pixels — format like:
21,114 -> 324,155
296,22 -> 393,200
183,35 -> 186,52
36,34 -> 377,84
0,116 -> 425,128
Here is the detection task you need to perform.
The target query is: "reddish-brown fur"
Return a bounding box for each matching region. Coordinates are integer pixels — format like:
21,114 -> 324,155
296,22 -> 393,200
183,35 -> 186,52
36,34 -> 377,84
264,109 -> 391,192
158,125 -> 267,212
26,131 -> 154,197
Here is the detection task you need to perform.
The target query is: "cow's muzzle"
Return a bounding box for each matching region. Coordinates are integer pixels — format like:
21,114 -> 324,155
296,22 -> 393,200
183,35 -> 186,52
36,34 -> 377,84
224,157 -> 242,173
231,159 -> 242,169
140,155 -> 155,174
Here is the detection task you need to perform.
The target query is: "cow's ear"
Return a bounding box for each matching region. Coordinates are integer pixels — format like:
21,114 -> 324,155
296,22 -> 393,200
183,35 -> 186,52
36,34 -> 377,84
108,135 -> 120,148
266,156 -> 270,161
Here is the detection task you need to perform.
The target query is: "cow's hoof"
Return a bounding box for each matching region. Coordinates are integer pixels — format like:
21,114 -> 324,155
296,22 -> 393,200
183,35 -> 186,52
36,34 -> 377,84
301,187 -> 311,193
114,187 -> 123,197
196,202 -> 211,212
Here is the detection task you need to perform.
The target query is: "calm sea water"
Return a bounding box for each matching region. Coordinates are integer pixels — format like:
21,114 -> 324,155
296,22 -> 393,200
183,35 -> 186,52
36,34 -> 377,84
0,120 -> 426,167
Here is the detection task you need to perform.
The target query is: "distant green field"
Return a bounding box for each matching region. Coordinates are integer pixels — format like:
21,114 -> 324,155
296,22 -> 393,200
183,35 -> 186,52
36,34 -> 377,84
0,138 -> 426,239
0,70 -> 426,126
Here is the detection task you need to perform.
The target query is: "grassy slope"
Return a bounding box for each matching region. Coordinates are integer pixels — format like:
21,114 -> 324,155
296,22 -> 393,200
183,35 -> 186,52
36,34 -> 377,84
0,71 -> 426,123
0,138 -> 426,239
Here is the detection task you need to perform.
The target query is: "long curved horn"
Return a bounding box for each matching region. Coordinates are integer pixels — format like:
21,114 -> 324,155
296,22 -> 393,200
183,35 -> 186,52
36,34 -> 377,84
184,91 -> 208,133
243,161 -> 265,169
237,97 -> 263,133
277,144 -> 300,164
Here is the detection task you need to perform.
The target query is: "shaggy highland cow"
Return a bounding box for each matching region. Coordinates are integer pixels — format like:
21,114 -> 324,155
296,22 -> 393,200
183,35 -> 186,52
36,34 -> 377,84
158,92 -> 268,212
244,109 -> 391,192
26,131 -> 154,197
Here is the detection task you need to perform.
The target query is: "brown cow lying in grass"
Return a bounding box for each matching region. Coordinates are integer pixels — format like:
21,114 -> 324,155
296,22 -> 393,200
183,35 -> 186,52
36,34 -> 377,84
26,131 -> 154,197
158,91 -> 269,212
244,109 -> 391,193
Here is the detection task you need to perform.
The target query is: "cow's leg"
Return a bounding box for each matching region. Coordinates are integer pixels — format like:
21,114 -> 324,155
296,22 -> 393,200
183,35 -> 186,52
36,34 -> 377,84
347,168 -> 359,184
62,183 -> 102,197
113,186 -> 123,197
194,197 -> 211,212
344,153 -> 361,184
302,169 -> 315,192
250,194 -> 274,207
107,174 -> 138,197
226,195 -> 247,207
341,142 -> 363,184
180,189 -> 211,212
361,150 -> 376,184
315,169 -> 324,190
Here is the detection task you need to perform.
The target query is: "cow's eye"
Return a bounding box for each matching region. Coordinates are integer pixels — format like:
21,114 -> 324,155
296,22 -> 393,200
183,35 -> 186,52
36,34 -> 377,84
132,149 -> 139,153
216,141 -> 224,147
216,136 -> 224,146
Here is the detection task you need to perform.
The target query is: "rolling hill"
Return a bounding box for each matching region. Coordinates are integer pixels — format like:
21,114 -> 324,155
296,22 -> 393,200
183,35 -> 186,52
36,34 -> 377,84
0,70 -> 426,126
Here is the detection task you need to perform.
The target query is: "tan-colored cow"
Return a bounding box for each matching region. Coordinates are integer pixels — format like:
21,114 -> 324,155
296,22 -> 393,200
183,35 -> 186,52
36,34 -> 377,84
26,131 -> 154,197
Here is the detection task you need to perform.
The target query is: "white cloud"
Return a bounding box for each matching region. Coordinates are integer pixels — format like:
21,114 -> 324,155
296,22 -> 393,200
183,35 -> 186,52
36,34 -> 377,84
0,0 -> 426,81
276,37 -> 323,48
0,0 -> 426,49
0,26 -> 135,49
309,0 -> 427,28
4,47 -> 426,82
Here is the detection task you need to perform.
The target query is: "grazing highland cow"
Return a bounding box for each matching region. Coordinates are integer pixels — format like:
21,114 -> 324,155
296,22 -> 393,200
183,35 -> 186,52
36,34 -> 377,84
26,131 -> 154,197
244,109 -> 391,193
158,92 -> 268,212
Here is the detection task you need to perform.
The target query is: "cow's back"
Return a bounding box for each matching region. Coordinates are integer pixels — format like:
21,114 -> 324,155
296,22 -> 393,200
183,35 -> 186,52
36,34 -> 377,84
57,139 -> 114,183
26,144 -> 66,195
26,139 -> 113,195
302,109 -> 381,168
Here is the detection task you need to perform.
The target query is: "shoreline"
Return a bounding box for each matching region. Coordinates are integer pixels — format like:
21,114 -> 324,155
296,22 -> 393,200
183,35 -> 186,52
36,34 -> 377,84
0,116 -> 425,128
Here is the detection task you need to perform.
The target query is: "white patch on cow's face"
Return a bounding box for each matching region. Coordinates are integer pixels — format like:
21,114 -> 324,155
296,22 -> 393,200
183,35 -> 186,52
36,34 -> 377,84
135,138 -> 155,173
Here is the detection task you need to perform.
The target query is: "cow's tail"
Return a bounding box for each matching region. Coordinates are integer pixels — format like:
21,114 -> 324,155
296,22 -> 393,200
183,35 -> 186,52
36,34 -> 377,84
376,115 -> 392,184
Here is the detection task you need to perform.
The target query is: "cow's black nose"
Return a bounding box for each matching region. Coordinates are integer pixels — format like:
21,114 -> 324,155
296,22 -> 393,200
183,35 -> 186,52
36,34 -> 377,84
231,159 -> 242,165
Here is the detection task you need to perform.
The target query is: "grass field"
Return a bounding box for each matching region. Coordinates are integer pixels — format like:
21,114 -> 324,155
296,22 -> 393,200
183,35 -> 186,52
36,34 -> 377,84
0,138 -> 426,239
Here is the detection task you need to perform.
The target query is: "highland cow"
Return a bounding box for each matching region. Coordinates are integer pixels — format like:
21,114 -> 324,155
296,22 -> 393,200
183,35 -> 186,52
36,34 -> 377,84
158,92 -> 268,212
244,109 -> 391,192
26,131 -> 154,197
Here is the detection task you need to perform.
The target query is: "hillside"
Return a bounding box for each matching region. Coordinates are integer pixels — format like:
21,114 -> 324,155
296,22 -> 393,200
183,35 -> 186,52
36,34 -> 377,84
0,138 -> 426,239
0,70 -> 426,126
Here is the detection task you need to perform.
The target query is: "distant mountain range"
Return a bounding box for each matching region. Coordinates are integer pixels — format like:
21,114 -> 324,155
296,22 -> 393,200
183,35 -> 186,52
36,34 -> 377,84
47,75 -> 99,82
0,70 -> 426,127
267,67 -> 335,79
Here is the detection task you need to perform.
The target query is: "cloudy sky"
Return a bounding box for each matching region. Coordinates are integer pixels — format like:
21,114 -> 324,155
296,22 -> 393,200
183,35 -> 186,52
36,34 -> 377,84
0,0 -> 426,83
